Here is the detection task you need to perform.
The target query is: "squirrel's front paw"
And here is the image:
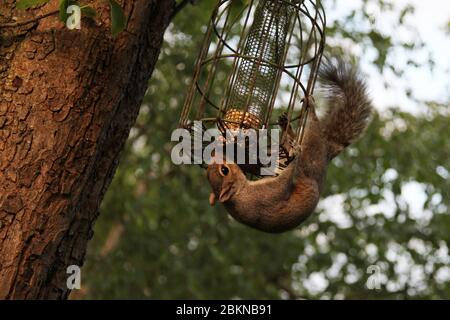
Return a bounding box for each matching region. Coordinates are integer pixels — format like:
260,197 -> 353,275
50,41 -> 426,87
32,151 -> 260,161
278,112 -> 289,127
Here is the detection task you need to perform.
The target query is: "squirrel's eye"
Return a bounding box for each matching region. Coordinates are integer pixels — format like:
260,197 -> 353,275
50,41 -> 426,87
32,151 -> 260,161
220,166 -> 229,176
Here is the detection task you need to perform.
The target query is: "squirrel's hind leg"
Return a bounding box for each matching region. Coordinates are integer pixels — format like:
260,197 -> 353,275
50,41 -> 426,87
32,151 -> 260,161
292,96 -> 328,184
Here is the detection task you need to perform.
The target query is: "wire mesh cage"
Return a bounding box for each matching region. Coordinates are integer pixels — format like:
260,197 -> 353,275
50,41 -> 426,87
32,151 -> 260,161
179,0 -> 326,174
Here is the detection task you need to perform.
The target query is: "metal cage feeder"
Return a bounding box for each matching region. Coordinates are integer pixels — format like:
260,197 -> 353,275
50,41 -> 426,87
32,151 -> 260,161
179,0 -> 326,174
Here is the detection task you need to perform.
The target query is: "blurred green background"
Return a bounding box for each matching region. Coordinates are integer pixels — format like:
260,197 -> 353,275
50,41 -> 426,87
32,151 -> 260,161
75,0 -> 449,299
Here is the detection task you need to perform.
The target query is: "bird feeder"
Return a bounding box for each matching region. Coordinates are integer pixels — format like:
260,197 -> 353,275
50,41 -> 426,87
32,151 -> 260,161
179,0 -> 326,174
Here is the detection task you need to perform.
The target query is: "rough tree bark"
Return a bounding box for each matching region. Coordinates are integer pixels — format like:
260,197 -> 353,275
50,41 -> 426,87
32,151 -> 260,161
0,0 -> 174,299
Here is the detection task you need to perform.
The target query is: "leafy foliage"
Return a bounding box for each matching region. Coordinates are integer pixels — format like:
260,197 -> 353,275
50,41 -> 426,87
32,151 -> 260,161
78,0 -> 450,299
80,5 -> 96,19
108,0 -> 126,37
58,0 -> 69,22
16,0 -> 50,10
16,0 -> 125,36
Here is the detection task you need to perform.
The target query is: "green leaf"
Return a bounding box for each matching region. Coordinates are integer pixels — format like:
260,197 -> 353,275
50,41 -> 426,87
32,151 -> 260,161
16,0 -> 50,10
108,0 -> 126,37
59,0 -> 70,23
81,6 -> 97,19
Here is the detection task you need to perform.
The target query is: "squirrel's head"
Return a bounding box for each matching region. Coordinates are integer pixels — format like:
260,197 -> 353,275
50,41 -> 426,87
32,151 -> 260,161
206,161 -> 246,206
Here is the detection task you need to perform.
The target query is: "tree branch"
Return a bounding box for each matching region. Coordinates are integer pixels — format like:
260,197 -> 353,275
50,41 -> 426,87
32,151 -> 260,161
0,10 -> 59,28
171,0 -> 193,19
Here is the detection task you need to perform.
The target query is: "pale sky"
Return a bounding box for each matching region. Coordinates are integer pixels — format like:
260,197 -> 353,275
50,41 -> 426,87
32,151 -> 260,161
326,0 -> 450,114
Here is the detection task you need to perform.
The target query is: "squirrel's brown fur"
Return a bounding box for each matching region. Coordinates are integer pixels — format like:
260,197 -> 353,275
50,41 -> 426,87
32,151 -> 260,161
207,58 -> 373,233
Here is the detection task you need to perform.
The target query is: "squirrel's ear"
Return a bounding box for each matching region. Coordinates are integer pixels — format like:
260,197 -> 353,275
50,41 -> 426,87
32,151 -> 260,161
209,192 -> 216,206
218,182 -> 235,203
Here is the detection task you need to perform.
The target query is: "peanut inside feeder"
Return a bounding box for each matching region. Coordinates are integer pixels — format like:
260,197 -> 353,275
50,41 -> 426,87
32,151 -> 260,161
224,108 -> 261,131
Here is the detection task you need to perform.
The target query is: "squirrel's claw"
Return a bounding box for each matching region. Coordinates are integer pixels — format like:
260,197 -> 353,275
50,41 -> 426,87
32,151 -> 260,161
301,95 -> 316,106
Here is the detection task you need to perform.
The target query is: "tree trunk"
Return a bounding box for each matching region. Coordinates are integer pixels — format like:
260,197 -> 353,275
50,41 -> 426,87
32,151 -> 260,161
0,0 -> 174,299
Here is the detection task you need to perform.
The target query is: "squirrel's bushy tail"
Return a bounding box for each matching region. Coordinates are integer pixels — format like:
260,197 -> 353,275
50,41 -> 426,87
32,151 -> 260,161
318,58 -> 373,160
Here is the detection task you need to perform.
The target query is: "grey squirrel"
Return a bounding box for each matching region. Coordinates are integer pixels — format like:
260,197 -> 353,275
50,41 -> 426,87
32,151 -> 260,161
206,58 -> 373,233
